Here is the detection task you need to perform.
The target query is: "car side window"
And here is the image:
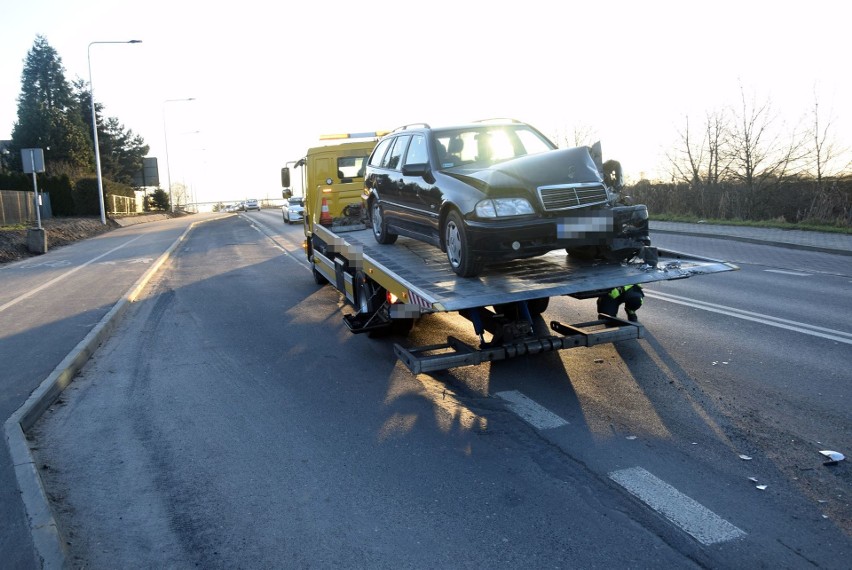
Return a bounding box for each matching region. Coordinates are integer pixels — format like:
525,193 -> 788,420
370,138 -> 393,167
384,135 -> 410,170
403,134 -> 428,166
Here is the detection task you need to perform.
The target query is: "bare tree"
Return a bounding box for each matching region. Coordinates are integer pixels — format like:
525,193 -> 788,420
724,86 -> 806,219
808,92 -> 849,190
667,110 -> 730,185
664,110 -> 731,217
553,122 -> 598,149
666,115 -> 704,187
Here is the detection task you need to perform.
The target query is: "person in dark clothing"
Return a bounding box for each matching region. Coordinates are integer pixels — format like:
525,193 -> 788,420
597,284 -> 644,322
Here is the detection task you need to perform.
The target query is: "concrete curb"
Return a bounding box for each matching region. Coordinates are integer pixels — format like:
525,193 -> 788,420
111,214 -> 172,227
650,228 -> 852,257
3,216 -> 219,569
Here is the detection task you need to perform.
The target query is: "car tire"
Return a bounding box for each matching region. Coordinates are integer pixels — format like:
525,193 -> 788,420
371,199 -> 397,245
444,210 -> 482,277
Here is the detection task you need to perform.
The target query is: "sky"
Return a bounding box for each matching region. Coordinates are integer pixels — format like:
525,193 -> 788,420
2,0 -> 850,206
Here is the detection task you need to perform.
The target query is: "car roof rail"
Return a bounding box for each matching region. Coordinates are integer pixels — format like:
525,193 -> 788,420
472,118 -> 525,124
391,123 -> 431,133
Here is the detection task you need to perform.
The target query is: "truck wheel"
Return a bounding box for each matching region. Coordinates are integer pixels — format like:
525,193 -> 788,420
368,315 -> 414,338
311,262 -> 327,285
390,317 -> 414,336
356,272 -> 381,314
371,199 -> 397,244
444,210 -> 482,277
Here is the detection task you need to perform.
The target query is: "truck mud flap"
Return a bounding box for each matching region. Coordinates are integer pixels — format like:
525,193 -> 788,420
394,315 -> 643,375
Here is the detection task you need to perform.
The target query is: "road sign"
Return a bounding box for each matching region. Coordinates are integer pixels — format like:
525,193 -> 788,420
21,149 -> 45,174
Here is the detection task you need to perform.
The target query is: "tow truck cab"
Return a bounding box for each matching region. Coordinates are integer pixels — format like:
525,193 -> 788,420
281,133 -> 385,238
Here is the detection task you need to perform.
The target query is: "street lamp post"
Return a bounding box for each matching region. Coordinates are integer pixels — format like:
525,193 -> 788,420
163,98 -> 195,213
87,40 -> 141,225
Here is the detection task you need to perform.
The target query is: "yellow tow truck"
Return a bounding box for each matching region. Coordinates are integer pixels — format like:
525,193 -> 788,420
282,132 -> 738,374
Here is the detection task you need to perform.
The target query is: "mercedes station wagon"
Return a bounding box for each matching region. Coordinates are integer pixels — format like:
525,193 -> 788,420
363,120 -> 650,277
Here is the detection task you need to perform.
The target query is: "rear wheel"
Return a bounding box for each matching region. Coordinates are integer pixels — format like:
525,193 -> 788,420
371,199 -> 397,244
311,260 -> 327,285
356,272 -> 382,314
444,210 -> 483,278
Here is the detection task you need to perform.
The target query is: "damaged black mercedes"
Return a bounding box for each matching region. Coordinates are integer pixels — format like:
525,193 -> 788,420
363,119 -> 651,277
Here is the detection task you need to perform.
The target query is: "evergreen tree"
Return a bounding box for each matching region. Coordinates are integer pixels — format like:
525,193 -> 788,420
148,188 -> 170,211
9,35 -> 91,174
101,117 -> 149,185
74,80 -> 149,186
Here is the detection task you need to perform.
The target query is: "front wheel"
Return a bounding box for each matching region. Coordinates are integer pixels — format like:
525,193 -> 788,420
444,210 -> 483,277
371,199 -> 397,244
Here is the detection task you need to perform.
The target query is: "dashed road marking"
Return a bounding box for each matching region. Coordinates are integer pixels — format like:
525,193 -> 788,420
496,390 -> 568,430
763,269 -> 812,276
609,466 -> 746,545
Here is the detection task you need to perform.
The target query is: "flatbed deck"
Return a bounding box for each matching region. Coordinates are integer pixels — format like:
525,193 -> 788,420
319,226 -> 738,313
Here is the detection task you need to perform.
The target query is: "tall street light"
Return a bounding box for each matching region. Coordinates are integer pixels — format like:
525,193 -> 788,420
87,40 -> 142,225
163,98 -> 195,213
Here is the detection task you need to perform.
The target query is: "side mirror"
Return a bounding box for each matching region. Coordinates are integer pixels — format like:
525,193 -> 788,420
402,163 -> 428,177
282,188 -> 292,199
402,162 -> 435,183
281,167 -> 291,188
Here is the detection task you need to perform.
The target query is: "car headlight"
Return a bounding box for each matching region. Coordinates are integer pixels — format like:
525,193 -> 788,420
475,198 -> 534,218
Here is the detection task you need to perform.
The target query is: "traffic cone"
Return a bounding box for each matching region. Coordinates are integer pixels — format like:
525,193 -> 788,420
319,197 -> 332,226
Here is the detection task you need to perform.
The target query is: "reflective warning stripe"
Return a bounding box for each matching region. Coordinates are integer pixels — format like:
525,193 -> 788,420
408,289 -> 432,310
609,284 -> 641,299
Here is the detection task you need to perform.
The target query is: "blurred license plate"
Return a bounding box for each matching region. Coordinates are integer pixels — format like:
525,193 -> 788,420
557,212 -> 613,239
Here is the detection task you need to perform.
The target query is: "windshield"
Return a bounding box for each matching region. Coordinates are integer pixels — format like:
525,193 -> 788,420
433,125 -> 555,169
289,197 -> 303,206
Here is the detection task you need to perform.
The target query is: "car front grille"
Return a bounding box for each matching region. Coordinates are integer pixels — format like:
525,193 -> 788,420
537,182 -> 609,211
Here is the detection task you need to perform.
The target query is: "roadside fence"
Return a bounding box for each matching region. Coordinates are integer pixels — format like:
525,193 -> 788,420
0,190 -> 53,226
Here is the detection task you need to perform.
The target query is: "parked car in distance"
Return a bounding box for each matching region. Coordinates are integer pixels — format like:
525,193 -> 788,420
283,196 -> 305,224
363,119 -> 650,277
245,198 -> 261,211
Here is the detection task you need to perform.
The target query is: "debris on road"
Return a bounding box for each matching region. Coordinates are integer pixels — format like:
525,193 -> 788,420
819,450 -> 845,465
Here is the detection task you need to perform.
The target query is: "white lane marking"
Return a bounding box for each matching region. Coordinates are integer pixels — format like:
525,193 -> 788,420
496,390 -> 568,430
0,235 -> 144,314
610,467 -> 746,545
763,269 -> 812,276
646,290 -> 852,345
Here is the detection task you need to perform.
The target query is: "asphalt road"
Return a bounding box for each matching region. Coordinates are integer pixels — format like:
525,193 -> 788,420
0,214 -> 223,570
5,210 -> 851,568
